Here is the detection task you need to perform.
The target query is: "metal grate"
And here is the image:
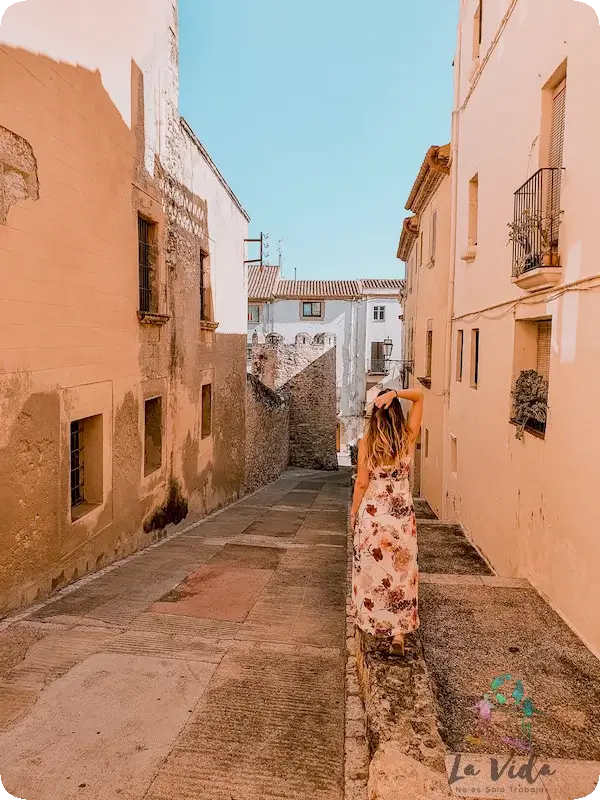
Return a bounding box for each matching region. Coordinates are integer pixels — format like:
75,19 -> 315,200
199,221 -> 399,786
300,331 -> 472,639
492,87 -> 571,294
138,216 -> 153,313
70,420 -> 84,507
512,168 -> 563,276
200,251 -> 210,321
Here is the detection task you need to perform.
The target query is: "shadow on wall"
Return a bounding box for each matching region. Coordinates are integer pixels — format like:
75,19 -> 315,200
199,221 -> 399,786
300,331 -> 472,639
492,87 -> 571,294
281,348 -> 339,471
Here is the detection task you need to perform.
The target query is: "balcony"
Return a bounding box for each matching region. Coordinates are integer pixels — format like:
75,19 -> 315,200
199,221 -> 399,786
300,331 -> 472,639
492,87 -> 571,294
367,360 -> 413,389
510,168 -> 564,292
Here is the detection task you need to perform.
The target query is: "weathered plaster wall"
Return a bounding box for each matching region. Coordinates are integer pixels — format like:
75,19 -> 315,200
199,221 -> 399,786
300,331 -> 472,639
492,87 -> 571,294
245,374 -> 289,493
0,2 -> 249,614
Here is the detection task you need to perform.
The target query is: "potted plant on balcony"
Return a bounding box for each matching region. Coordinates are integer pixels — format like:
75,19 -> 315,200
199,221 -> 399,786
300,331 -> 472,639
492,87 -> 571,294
512,369 -> 549,439
507,209 -> 562,273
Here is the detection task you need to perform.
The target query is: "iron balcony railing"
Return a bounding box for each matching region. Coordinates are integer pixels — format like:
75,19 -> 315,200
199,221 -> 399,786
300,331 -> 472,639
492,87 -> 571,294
512,167 -> 564,278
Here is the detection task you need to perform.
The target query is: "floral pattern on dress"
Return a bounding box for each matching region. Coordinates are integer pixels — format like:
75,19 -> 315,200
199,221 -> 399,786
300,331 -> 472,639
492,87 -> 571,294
352,453 -> 419,637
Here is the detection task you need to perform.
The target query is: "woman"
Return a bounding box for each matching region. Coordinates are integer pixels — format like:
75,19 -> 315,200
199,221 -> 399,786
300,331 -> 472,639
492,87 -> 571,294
350,386 -> 423,655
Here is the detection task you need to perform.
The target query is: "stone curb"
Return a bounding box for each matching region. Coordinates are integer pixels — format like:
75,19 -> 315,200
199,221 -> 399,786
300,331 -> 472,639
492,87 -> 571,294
346,495 -> 453,800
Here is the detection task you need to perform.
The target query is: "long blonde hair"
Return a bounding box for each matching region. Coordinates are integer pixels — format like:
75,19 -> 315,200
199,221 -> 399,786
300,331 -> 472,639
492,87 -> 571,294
364,390 -> 411,471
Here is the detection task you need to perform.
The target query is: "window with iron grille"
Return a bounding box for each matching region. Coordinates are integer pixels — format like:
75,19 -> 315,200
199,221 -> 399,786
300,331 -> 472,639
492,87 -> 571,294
248,304 -> 260,323
469,175 -> 479,247
138,215 -> 156,313
370,341 -> 386,374
69,414 -> 103,518
200,250 -> 210,321
70,420 -> 84,508
373,306 -> 385,321
302,301 -> 322,318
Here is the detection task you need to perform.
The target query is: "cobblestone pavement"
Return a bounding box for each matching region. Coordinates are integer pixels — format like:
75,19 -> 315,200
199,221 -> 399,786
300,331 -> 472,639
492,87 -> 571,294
0,470 -> 350,800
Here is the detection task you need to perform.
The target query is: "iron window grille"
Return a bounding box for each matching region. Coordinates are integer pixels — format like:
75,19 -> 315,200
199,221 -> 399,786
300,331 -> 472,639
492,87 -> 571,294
138,216 -> 154,313
70,420 -> 84,507
200,251 -> 210,321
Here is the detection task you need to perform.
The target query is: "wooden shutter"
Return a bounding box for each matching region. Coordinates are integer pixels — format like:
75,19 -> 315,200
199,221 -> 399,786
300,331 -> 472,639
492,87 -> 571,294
548,81 -> 566,221
537,320 -> 552,380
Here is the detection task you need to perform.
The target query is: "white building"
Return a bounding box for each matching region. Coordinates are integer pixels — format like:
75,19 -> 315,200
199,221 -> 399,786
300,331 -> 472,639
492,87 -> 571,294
247,267 -> 404,448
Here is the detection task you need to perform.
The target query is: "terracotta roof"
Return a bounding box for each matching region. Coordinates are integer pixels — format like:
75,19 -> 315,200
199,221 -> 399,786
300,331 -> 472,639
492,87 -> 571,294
397,215 -> 420,262
405,144 -> 451,215
248,265 -> 280,300
275,280 -> 361,299
359,279 -> 404,292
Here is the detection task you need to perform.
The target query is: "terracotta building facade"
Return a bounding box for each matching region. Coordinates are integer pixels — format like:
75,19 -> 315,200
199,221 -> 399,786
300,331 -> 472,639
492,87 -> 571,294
399,0 -> 600,657
0,0 -> 250,613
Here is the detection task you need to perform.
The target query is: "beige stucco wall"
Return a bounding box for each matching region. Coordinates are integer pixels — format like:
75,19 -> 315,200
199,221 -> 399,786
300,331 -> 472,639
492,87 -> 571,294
403,177 -> 452,518
0,1 -> 249,614
445,0 -> 600,656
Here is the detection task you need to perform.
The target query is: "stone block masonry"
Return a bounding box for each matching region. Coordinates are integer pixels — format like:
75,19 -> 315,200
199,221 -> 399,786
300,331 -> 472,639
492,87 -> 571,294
245,374 -> 289,493
251,338 -> 338,471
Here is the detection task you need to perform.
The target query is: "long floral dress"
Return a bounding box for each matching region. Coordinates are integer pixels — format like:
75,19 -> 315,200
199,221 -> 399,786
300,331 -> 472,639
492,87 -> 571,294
352,451 -> 419,638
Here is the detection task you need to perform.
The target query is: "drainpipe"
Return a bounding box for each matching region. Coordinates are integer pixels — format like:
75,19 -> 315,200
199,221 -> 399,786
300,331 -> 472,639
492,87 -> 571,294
442,17 -> 463,519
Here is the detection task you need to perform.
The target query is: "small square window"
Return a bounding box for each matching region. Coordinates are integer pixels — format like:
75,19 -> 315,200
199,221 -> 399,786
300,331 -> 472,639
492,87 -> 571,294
201,383 -> 212,439
373,306 -> 385,321
302,301 -> 322,318
144,397 -> 162,476
248,304 -> 260,323
70,415 -> 103,519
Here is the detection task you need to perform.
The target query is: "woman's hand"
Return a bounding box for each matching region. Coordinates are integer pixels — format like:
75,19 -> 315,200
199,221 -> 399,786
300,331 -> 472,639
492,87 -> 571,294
374,390 -> 397,410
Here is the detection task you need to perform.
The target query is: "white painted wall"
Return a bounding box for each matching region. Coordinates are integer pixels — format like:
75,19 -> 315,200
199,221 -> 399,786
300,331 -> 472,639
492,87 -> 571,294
179,130 -> 249,336
0,0 -> 178,175
364,296 -> 403,368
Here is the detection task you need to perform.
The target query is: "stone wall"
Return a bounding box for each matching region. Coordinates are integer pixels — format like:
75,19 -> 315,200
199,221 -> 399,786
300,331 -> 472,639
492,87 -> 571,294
245,374 -> 289,494
251,337 -> 338,471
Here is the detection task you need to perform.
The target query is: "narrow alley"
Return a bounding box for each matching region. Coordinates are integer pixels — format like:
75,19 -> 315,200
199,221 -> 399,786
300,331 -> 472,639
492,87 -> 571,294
0,470 -> 349,800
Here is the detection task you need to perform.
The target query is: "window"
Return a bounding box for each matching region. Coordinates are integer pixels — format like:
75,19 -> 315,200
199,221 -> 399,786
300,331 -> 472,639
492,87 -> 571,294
425,429 -> 430,459
470,329 -> 480,388
302,301 -> 323,319
456,330 -> 464,382
201,383 -> 212,439
426,319 -> 433,378
536,320 -> 552,381
373,306 -> 385,321
138,215 -> 157,313
200,250 -> 210,321
450,436 -> 458,476
468,175 -> 479,248
70,415 -> 103,519
473,0 -> 483,60
430,209 -> 437,263
548,79 -> 566,231
144,397 -> 162,476
371,341 -> 386,373
248,304 -> 260,323
419,232 -> 424,266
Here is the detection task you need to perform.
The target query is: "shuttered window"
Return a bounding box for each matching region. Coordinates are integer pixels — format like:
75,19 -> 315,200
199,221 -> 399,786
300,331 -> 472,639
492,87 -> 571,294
548,80 -> 566,228
537,320 -> 552,380
426,319 -> 433,378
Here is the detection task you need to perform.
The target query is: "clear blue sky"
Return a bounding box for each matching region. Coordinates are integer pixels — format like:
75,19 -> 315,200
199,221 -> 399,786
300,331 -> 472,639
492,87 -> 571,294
179,0 -> 458,280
